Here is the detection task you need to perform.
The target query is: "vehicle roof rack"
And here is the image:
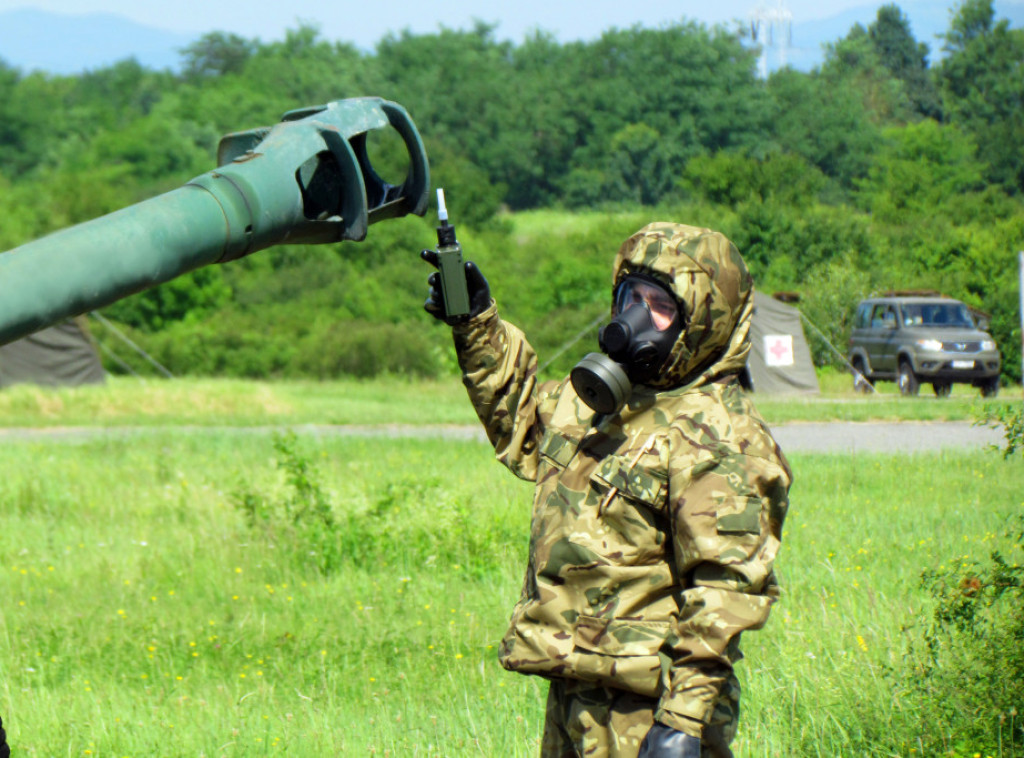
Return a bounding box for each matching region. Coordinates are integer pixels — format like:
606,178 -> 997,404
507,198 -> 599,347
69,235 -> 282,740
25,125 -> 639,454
882,289 -> 947,297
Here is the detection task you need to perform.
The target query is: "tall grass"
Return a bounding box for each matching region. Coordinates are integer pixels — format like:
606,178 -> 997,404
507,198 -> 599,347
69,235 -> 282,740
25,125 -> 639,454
736,451 -> 1024,757
1,421 -> 1021,755
0,432 -> 540,755
0,377 -> 478,428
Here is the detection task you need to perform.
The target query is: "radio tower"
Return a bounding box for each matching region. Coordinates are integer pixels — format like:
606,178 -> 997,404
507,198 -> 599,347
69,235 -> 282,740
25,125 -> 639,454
749,2 -> 793,78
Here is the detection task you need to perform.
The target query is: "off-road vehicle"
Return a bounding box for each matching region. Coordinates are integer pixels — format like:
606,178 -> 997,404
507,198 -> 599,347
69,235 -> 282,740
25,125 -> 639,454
848,296 -> 1001,397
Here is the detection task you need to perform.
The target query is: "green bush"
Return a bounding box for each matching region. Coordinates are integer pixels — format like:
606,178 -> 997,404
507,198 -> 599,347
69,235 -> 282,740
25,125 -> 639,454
231,432 -> 522,580
904,525 -> 1024,755
897,413 -> 1024,755
232,432 -> 342,575
293,320 -> 450,379
109,318 -> 452,380
977,403 -> 1024,460
798,258 -> 872,367
126,322 -> 297,378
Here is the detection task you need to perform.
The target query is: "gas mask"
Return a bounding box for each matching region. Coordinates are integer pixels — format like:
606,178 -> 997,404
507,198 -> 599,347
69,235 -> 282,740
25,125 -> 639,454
570,276 -> 684,415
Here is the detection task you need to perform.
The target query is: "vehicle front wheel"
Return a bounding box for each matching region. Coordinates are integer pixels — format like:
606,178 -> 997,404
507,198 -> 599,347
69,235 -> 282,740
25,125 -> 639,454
933,381 -> 952,398
980,377 -> 1000,398
898,361 -> 920,396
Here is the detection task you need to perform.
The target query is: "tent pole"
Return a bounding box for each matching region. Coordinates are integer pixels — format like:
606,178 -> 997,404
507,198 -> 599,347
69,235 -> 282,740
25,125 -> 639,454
94,338 -> 143,380
89,312 -> 175,379
798,311 -> 878,393
537,307 -> 607,375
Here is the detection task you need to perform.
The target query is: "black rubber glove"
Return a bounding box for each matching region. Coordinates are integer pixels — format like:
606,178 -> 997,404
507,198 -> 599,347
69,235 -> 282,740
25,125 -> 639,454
0,713 -> 10,758
420,249 -> 491,325
637,723 -> 701,758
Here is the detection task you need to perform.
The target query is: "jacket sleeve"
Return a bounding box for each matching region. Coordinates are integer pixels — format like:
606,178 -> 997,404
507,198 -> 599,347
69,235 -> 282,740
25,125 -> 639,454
655,438 -> 791,737
451,302 -> 546,482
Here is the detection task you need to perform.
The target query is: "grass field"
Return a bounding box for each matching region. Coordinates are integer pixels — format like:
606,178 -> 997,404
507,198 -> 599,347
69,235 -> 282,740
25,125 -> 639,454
1,378 -> 1022,756
0,369 -> 1019,428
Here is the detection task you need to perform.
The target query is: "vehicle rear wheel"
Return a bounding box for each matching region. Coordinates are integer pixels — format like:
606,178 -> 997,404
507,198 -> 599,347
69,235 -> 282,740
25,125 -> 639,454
980,377 -> 1000,398
851,357 -> 873,393
898,361 -> 920,396
932,381 -> 952,398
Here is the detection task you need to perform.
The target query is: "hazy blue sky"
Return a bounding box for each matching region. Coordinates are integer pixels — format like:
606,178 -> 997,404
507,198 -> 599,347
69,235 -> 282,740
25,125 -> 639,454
0,0 -> 887,45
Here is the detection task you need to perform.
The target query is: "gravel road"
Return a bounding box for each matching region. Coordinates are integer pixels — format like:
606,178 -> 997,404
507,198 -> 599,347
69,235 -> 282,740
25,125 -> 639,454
0,421 -> 1006,453
768,420 -> 1003,454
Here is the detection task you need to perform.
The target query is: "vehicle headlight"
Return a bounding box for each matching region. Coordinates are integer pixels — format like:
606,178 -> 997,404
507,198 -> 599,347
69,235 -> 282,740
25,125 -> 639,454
982,340 -> 996,351
916,339 -> 943,352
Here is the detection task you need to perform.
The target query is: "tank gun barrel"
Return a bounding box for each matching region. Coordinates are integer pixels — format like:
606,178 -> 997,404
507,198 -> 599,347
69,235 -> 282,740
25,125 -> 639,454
0,97 -> 429,346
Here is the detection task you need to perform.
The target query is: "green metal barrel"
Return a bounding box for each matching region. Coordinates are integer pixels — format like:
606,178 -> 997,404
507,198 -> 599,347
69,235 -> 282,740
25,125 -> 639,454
0,97 -> 429,346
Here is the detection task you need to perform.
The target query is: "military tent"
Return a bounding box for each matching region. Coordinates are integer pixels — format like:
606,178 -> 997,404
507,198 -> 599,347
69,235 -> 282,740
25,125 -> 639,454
0,317 -> 106,388
745,290 -> 819,395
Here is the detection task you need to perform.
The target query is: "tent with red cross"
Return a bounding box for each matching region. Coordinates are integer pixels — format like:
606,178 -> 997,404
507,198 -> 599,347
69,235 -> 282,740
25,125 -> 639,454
744,290 -> 820,394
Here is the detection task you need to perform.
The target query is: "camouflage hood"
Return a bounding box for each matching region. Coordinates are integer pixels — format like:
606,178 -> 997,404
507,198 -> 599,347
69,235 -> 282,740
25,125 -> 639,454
612,222 -> 753,390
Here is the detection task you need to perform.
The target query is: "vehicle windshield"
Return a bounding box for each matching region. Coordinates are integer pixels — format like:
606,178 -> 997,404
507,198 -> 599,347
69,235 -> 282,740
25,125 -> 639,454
901,303 -> 975,328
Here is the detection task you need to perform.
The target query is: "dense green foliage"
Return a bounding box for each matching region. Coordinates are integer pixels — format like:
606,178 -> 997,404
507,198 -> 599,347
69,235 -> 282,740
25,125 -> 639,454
1,0 -> 1021,383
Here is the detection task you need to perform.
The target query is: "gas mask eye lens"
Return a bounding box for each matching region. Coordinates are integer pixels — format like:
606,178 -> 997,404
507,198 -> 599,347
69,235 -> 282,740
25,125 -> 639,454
615,280 -> 678,331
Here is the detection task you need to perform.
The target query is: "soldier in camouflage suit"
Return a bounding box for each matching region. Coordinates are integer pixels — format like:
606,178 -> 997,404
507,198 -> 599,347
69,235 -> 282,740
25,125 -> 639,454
422,222 -> 791,757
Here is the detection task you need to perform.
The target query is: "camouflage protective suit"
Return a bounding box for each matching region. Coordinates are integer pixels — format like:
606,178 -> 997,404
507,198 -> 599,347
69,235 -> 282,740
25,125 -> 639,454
451,223 -> 791,756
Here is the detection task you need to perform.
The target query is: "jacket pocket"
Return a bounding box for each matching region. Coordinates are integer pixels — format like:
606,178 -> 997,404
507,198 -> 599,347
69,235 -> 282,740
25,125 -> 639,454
499,614 -> 575,679
586,455 -> 669,565
572,615 -> 668,698
590,455 -> 668,512
710,495 -> 767,567
715,495 -> 763,535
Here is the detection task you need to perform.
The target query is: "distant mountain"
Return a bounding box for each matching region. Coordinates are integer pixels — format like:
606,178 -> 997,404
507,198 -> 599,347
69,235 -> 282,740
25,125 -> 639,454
0,3 -> 1022,76
0,8 -> 196,73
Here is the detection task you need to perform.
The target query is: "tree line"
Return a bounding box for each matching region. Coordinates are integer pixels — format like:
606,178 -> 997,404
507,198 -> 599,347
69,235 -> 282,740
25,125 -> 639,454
0,0 -> 1021,383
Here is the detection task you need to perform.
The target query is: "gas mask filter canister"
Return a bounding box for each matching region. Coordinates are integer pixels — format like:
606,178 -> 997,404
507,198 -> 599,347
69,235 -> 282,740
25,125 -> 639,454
570,277 -> 683,415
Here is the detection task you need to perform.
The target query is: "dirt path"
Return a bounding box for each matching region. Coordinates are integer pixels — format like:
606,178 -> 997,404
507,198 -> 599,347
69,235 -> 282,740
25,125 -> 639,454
768,420 -> 1003,453
0,421 -> 1006,453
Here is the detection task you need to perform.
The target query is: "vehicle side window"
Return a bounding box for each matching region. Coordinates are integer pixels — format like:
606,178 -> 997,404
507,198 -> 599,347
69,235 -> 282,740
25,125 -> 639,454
870,304 -> 896,329
870,305 -> 884,328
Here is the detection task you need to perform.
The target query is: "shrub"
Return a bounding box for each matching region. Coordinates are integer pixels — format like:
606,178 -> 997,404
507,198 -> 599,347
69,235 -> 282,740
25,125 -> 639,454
232,432 -> 342,575
231,433 -> 522,580
799,258 -> 872,367
897,410 -> 1024,755
905,524 -> 1024,755
293,320 -> 450,379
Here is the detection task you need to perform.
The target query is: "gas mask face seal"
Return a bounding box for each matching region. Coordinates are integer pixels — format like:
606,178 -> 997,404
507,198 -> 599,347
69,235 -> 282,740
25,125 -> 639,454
570,276 -> 684,415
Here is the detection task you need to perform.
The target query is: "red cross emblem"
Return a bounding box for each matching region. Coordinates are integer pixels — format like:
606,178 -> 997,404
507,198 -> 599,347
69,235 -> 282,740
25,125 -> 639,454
764,335 -> 794,367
